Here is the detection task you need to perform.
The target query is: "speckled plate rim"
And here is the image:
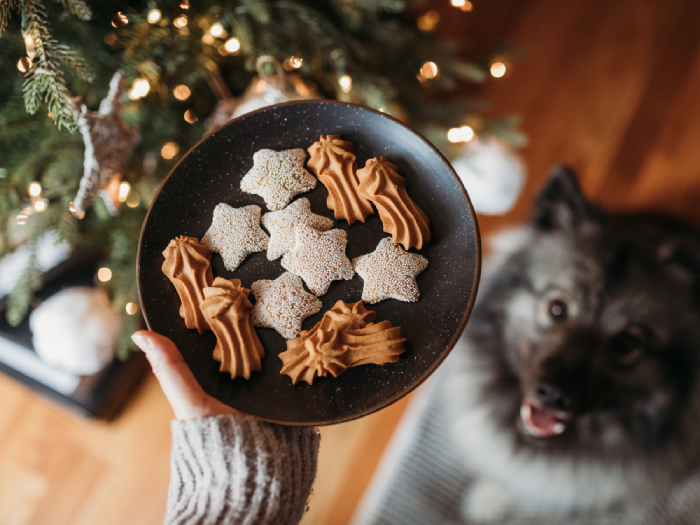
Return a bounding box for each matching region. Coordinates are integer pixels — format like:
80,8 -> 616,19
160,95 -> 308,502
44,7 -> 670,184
136,100 -> 481,426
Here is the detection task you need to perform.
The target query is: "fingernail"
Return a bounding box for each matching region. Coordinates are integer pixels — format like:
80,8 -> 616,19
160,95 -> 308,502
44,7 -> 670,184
131,332 -> 151,352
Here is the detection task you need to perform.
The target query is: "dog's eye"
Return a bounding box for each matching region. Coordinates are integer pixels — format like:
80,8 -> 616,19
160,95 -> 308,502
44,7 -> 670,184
610,327 -> 645,365
548,299 -> 568,321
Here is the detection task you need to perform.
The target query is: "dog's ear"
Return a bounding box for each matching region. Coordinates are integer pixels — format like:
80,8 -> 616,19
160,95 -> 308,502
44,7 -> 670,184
659,237 -> 700,286
532,165 -> 591,231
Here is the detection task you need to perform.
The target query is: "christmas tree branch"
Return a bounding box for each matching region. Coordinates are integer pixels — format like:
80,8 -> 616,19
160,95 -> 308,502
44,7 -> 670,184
54,0 -> 91,20
20,0 -> 93,130
0,0 -> 19,36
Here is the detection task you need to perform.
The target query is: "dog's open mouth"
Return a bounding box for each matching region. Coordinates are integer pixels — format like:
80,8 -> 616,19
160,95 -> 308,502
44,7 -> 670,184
519,397 -> 571,439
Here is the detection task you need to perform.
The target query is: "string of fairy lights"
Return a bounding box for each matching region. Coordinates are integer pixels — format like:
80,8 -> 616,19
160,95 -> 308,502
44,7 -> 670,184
15,1 -> 512,157
11,0 -> 511,319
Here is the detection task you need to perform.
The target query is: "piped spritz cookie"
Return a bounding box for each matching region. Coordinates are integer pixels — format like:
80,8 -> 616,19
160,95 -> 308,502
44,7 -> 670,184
261,198 -> 334,260
240,149 -> 317,211
281,224 -> 354,296
201,203 -> 269,272
251,272 -> 322,339
352,237 -> 429,304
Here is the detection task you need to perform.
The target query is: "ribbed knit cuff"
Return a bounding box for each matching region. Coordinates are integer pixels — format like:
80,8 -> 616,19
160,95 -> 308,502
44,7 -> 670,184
165,414 -> 320,525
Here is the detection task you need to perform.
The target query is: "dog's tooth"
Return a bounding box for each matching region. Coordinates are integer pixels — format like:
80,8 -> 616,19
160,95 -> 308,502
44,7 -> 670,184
553,422 -> 566,435
520,403 -> 531,422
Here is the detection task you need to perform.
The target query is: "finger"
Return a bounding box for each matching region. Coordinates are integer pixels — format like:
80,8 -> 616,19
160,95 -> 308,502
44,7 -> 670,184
132,330 -> 237,420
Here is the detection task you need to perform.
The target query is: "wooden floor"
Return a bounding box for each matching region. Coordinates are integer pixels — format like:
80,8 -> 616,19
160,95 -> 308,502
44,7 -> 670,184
3,0 -> 700,523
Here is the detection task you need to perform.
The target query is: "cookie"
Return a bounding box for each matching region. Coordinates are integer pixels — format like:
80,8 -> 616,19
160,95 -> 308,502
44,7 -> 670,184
261,198 -> 334,260
240,149 -> 317,211
279,300 -> 405,385
353,237 -> 429,304
201,203 -> 269,272
200,277 -> 265,380
307,135 -> 374,224
161,236 -> 213,334
251,272 -> 322,339
281,224 -> 354,296
357,156 -> 431,250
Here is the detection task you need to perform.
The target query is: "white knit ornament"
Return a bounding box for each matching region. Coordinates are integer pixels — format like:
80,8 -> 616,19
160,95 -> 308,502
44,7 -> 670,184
29,287 -> 122,375
451,137 -> 526,215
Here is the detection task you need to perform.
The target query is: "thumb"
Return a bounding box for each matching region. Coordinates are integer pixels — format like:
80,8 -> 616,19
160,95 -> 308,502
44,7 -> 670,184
132,330 -> 238,420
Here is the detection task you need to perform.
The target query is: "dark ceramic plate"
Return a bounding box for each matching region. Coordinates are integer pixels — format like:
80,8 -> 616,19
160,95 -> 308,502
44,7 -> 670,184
137,101 -> 480,426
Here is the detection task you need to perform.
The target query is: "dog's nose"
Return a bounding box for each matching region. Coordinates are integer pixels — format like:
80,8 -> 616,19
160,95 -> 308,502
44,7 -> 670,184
535,382 -> 572,412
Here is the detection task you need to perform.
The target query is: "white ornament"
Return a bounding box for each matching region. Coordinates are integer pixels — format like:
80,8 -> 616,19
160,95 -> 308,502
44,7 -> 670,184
29,287 -> 122,375
451,137 -> 526,215
205,56 -> 319,133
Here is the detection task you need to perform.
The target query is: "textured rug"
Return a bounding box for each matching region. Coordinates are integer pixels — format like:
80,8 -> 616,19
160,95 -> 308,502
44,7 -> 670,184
352,357 -> 700,525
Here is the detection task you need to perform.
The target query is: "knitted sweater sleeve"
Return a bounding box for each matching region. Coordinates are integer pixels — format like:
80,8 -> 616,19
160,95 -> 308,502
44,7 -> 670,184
165,414 -> 320,525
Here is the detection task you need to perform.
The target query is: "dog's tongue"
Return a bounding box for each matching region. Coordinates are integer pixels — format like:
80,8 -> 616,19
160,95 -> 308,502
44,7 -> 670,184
520,398 -> 567,438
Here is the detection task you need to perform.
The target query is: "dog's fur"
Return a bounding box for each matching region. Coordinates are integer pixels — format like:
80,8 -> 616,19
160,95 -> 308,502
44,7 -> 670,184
446,166 -> 700,520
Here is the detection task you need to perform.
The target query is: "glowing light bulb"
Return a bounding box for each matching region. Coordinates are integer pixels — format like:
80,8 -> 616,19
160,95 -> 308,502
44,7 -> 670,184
33,199 -> 46,212
98,268 -> 112,282
161,142 -> 180,159
173,15 -> 187,28
447,125 -> 476,143
119,182 -> 130,202
184,109 -> 198,123
111,12 -> 128,28
417,10 -> 440,32
339,75 -> 352,93
284,56 -> 303,70
491,61 -> 507,78
147,9 -> 161,24
201,33 -> 214,45
458,125 -> 475,142
126,302 -> 139,315
447,128 -> 462,143
24,34 -> 35,57
180,0 -> 190,9
129,78 -> 150,100
209,23 -> 223,37
173,84 -> 191,100
126,193 -> 141,208
420,61 -> 439,79
17,57 -> 31,73
451,0 -> 473,9
28,182 -> 42,197
224,37 -> 240,53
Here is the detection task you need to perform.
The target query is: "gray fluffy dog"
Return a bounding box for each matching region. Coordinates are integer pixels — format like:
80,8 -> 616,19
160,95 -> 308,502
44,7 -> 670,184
446,166 -> 700,521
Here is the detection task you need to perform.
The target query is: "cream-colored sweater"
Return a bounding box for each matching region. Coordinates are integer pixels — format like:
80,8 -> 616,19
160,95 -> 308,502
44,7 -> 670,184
166,414 -> 320,525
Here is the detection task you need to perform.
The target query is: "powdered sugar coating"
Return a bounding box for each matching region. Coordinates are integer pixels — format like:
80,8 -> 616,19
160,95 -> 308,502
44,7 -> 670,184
261,198 -> 334,260
281,224 -> 354,296
240,149 -> 317,211
352,237 -> 429,303
251,272 -> 322,339
201,203 -> 269,272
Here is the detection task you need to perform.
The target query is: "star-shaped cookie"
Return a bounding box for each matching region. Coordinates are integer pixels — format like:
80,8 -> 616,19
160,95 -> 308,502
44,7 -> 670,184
261,198 -> 334,260
201,203 -> 269,272
281,224 -> 354,296
352,238 -> 429,303
251,272 -> 323,339
240,149 -> 317,211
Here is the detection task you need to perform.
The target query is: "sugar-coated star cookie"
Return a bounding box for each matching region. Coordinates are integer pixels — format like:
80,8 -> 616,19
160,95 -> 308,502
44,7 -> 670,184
201,203 -> 269,272
261,198 -> 334,260
240,149 -> 317,211
281,224 -> 354,296
352,237 -> 429,304
251,272 -> 322,339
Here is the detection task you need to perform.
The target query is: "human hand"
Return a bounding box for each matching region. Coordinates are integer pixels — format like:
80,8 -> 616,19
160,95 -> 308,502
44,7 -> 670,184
131,330 -> 239,420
